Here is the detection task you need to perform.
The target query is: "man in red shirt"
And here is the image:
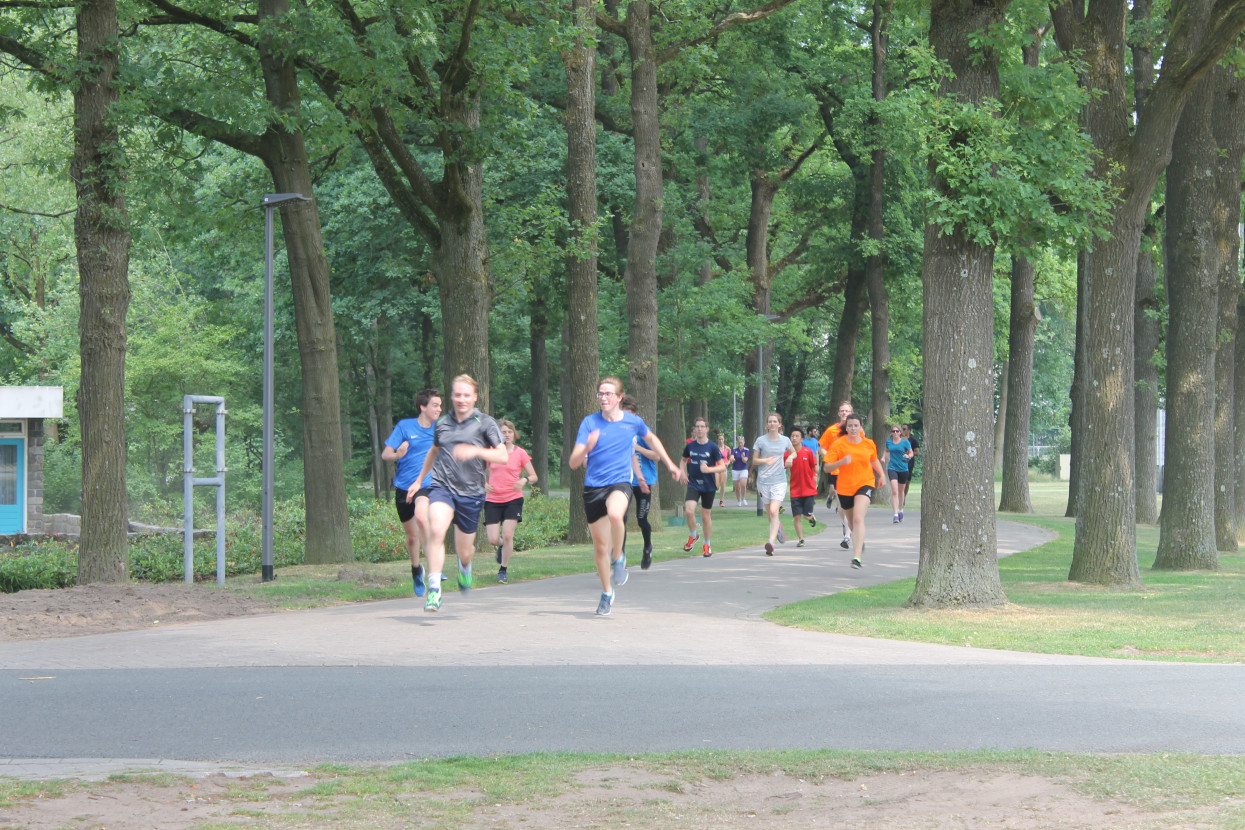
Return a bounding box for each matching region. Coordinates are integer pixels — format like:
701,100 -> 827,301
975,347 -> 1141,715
788,428 -> 819,547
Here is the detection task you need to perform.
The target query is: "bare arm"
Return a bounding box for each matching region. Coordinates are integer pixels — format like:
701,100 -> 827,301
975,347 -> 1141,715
405,446 -> 440,502
381,441 -> 407,462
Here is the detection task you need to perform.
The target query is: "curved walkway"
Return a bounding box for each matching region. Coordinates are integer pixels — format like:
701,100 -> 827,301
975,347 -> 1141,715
2,512 -> 1244,777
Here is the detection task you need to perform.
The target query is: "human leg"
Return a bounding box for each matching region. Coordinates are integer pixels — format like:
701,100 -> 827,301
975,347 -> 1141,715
500,518 -> 518,567
851,492 -> 871,562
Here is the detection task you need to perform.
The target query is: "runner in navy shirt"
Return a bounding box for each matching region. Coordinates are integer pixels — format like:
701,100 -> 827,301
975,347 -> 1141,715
680,417 -> 726,557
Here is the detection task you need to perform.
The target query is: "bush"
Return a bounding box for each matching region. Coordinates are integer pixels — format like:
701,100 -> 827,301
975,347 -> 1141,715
513,492 -> 568,550
0,539 -> 78,592
0,492 -> 570,591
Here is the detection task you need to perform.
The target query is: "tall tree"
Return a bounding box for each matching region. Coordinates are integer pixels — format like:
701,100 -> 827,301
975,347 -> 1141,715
1155,64 -> 1220,570
1051,0 -> 1245,585
562,0 -> 601,543
73,0 -> 132,582
908,0 -> 1010,608
998,258 -> 1036,513
1130,0 -> 1161,526
1210,62 -> 1245,551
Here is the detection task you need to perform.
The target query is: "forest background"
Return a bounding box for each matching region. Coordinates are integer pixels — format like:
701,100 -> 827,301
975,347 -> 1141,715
1,0 -> 1242,606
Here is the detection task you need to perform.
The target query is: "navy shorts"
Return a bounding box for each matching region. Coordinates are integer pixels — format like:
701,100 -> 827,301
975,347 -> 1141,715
426,485 -> 486,534
888,469 -> 911,484
684,486 -> 716,510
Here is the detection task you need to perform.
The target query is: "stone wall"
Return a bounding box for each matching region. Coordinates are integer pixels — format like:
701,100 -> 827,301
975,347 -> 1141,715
25,419 -> 44,533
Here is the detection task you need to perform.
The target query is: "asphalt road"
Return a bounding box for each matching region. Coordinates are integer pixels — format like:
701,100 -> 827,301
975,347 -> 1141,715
3,510 -> 1243,772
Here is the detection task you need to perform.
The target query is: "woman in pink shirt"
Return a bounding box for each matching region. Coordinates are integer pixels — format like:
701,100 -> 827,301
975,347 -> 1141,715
484,419 -> 538,583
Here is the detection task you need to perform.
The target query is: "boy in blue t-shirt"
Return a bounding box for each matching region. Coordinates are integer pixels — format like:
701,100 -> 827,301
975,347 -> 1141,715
680,417 -> 726,557
381,388 -> 441,597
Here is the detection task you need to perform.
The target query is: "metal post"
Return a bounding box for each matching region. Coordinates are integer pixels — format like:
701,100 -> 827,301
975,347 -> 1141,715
183,395 -> 227,585
756,342 -> 764,516
261,193 -> 309,582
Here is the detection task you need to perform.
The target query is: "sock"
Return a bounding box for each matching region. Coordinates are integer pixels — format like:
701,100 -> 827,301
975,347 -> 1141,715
499,566 -> 507,574
429,572 -> 443,590
459,561 -> 472,579
412,564 -> 423,580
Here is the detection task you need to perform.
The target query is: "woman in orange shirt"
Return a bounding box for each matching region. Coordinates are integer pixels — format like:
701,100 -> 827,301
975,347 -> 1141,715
822,413 -> 884,569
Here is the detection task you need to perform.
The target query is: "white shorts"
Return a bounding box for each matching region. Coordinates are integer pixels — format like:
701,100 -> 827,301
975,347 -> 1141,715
731,469 -> 749,481
758,481 -> 787,504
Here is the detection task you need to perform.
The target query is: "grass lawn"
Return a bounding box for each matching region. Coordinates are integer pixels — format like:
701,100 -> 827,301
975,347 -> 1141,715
767,478 -> 1245,663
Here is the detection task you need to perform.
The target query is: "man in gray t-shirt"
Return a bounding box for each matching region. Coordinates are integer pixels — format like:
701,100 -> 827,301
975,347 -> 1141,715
752,412 -> 794,556
407,375 -> 507,612
429,408 -> 504,497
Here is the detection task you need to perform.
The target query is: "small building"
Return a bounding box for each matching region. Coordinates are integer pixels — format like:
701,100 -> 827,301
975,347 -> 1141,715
0,386 -> 63,535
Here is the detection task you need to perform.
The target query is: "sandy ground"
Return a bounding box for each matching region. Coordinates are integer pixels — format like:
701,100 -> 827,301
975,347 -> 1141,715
0,581 -> 282,642
0,763 -> 1188,829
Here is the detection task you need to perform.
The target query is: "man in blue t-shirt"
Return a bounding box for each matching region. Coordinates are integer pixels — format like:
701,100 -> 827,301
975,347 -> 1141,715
569,377 -> 684,616
381,387 -> 441,598
680,417 -> 726,557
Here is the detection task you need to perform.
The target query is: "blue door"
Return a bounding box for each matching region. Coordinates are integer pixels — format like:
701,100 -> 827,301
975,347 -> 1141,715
0,439 -> 24,533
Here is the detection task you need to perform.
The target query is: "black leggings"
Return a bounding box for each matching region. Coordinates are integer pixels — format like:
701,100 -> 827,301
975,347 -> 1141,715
632,485 -> 652,547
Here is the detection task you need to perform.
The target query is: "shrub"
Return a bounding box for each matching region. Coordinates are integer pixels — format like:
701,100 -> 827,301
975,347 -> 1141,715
513,492 -> 568,550
0,539 -> 78,592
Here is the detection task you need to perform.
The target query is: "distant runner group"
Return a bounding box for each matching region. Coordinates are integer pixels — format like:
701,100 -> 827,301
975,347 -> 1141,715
384,380 -> 917,616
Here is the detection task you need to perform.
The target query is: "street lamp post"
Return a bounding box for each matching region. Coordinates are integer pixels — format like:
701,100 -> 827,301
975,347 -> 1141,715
261,193 -> 310,582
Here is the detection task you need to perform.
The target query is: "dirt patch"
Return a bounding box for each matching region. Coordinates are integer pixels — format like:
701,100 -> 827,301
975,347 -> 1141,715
0,765 -> 1191,829
0,582 -> 282,642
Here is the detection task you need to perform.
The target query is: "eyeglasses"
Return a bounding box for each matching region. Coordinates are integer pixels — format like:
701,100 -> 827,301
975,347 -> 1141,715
597,391 -> 617,398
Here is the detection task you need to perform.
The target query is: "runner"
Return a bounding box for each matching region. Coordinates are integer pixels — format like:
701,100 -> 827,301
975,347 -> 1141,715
731,435 -> 751,506
406,375 -> 507,612
681,417 -> 726,558
818,401 -> 854,547
752,412 -> 794,556
380,388 -> 441,597
569,377 -> 683,616
620,395 -> 658,570
715,432 -> 731,507
882,424 -> 913,523
484,419 -> 538,584
823,413 -> 885,568
901,423 -> 920,503
788,427 -> 819,547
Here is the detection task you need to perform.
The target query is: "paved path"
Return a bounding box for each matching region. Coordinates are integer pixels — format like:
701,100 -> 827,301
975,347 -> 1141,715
3,511 -> 1243,778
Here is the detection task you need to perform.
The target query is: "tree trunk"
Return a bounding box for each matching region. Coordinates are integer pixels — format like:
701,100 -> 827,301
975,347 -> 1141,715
1131,0 -> 1159,527
621,1 -> 663,429
1154,65 -> 1220,571
657,395 -> 684,513
1236,272 -> 1245,541
258,0 -> 352,564
864,0 -> 892,501
908,0 -> 1007,610
1134,222 -> 1161,524
1211,64 -> 1245,551
429,150 -> 492,405
74,0 -> 131,583
831,268 -> 867,413
1065,250 -> 1086,517
530,304 -> 550,495
1052,0 -> 1245,585
999,258 -> 1036,513
993,359 -> 1008,471
562,0 -> 600,541
336,332 -> 353,464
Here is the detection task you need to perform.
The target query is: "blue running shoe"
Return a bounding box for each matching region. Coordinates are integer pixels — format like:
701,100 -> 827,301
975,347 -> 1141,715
424,588 -> 442,612
612,555 -> 628,586
496,569 -> 508,584
413,570 -> 426,598
596,592 -> 613,616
